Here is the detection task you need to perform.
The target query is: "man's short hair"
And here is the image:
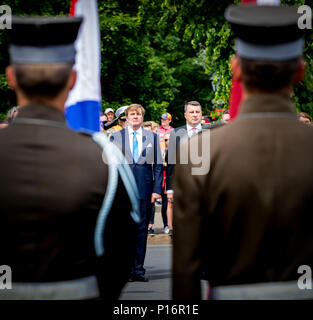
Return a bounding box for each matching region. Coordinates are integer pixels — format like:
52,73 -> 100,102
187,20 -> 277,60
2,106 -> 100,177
126,104 -> 145,116
142,121 -> 152,129
150,121 -> 159,131
239,57 -> 301,92
184,101 -> 202,113
14,63 -> 73,99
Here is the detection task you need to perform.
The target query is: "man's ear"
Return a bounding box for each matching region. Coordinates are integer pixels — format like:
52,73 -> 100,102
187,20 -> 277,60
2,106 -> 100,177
231,56 -> 242,81
295,58 -> 306,84
68,69 -> 77,91
6,65 -> 17,90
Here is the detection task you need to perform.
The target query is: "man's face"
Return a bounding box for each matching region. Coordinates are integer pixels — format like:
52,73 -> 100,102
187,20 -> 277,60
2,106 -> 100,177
106,111 -> 114,122
100,114 -> 107,122
126,110 -> 143,129
184,104 -> 202,127
299,116 -> 311,125
161,118 -> 171,127
118,118 -> 127,128
222,113 -> 230,123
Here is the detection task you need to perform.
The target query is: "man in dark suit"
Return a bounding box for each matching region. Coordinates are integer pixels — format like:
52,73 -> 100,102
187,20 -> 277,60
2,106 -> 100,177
0,16 -> 139,301
173,4 -> 313,300
166,101 -> 207,201
111,104 -> 163,281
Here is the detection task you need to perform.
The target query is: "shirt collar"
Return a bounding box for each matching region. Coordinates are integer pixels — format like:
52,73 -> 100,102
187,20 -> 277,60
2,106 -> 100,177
186,123 -> 202,132
128,126 -> 142,135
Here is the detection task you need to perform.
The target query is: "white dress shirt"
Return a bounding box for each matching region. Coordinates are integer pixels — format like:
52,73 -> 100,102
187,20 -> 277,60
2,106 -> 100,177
128,126 -> 143,157
186,123 -> 202,138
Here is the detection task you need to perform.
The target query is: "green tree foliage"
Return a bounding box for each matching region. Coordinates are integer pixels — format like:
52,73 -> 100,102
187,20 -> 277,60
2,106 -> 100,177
284,0 -> 313,117
0,0 -> 312,122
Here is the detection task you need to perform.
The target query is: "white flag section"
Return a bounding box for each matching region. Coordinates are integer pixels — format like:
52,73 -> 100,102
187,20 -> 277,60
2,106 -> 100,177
65,0 -> 101,132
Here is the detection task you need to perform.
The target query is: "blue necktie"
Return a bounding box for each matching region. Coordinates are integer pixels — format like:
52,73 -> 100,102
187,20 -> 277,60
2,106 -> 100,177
133,131 -> 139,163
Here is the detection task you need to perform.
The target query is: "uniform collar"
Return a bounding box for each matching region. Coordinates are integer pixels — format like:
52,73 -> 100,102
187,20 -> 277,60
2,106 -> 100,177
239,94 -> 296,115
16,103 -> 66,123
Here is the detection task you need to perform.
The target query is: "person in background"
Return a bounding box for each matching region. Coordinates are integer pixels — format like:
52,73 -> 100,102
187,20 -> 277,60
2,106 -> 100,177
166,102 -> 206,236
145,120 -> 170,235
222,109 -> 230,124
298,112 -> 312,126
166,101 -> 206,205
142,121 -> 152,131
151,121 -> 159,134
159,112 -> 173,144
7,106 -> 19,124
104,107 -> 114,122
100,112 -> 108,132
115,105 -> 128,130
110,104 -> 163,282
163,133 -> 172,234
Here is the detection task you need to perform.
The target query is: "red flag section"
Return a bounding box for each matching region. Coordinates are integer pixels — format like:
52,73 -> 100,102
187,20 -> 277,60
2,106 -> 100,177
229,0 -> 281,119
229,0 -> 256,120
69,0 -> 78,16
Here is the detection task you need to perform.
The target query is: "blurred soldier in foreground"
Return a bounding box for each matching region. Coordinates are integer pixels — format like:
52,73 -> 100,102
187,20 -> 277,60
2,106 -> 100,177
0,16 -> 139,301
173,4 -> 313,300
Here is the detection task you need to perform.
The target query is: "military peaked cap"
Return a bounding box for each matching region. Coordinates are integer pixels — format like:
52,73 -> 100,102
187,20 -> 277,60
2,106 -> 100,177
8,16 -> 83,63
225,4 -> 305,60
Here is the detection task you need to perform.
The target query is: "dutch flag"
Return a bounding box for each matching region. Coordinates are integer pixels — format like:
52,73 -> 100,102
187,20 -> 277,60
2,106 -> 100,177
65,0 -> 101,132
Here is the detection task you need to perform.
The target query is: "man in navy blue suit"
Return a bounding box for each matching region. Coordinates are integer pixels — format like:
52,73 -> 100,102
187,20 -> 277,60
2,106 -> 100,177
166,101 -> 209,200
111,104 -> 163,281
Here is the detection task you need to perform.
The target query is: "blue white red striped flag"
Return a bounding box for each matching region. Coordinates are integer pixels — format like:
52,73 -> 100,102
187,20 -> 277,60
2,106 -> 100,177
65,0 -> 101,132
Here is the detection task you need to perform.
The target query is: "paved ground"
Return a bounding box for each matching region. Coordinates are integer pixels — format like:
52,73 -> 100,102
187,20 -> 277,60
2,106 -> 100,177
147,203 -> 171,245
119,205 -> 208,300
119,244 -> 171,300
119,244 -> 208,300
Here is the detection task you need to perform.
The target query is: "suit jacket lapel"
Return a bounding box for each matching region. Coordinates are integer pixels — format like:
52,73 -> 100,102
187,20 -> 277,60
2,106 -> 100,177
138,131 -> 148,162
123,128 -> 133,163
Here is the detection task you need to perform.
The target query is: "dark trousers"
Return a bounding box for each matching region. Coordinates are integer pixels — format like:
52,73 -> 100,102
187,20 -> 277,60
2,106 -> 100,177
149,188 -> 168,227
132,200 -> 152,276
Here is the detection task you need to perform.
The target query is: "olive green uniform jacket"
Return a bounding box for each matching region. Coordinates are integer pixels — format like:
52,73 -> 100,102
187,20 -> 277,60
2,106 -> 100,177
172,94 -> 313,300
0,104 -> 137,300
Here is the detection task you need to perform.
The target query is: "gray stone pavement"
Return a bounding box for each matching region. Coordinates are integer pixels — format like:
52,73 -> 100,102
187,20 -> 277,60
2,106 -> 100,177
119,244 -> 172,300
151,203 -> 167,234
119,204 -> 208,300
119,244 -> 209,300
